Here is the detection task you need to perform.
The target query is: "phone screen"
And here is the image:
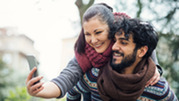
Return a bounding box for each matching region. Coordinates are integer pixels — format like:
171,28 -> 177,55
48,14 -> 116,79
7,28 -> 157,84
26,55 -> 40,84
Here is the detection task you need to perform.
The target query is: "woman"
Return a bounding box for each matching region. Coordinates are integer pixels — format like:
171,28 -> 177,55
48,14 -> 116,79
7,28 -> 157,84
26,3 -> 161,99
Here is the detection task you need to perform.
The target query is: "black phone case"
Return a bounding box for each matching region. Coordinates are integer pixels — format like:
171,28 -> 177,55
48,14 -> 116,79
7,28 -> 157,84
26,55 -> 40,84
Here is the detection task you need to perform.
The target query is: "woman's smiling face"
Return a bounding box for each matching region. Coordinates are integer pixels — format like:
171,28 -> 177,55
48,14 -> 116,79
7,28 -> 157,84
83,17 -> 111,53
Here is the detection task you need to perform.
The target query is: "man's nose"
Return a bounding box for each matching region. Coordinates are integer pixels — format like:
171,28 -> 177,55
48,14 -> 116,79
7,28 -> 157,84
112,41 -> 120,51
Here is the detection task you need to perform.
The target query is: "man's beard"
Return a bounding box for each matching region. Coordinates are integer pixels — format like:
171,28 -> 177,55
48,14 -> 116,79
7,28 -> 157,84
110,49 -> 137,73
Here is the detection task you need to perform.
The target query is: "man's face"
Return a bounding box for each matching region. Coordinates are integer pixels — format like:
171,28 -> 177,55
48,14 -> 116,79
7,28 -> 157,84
111,31 -> 137,72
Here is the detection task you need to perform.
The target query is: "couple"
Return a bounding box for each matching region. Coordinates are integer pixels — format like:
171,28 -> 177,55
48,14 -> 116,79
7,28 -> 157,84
26,3 -> 177,101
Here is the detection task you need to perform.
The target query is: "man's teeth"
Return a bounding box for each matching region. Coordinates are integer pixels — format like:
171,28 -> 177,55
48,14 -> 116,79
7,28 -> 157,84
114,53 -> 122,57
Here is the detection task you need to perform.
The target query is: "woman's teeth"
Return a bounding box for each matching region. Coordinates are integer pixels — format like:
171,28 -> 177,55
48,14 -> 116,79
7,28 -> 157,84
95,43 -> 102,47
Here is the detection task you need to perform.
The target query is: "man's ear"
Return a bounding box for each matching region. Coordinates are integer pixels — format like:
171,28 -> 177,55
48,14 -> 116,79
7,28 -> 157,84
138,46 -> 148,58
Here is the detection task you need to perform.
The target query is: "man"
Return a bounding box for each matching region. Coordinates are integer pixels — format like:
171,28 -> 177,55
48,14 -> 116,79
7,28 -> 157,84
97,18 -> 178,101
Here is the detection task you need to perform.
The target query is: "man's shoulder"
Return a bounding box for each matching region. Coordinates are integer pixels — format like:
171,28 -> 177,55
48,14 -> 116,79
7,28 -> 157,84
138,78 -> 178,101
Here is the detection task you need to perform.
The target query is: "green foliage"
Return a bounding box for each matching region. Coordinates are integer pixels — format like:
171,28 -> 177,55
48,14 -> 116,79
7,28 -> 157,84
0,57 -> 27,101
4,87 -> 31,101
57,97 -> 66,101
0,58 -> 12,101
157,33 -> 179,98
0,57 -> 65,101
4,87 -> 65,101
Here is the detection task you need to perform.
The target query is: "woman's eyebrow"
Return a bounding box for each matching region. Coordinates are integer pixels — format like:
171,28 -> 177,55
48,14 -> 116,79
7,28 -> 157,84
94,29 -> 102,33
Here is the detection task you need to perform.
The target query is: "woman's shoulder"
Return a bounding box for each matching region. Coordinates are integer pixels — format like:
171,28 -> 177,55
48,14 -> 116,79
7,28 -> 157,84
144,78 -> 168,93
138,78 -> 177,101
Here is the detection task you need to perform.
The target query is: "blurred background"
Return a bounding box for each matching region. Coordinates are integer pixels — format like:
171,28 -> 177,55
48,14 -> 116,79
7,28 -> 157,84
0,0 -> 178,101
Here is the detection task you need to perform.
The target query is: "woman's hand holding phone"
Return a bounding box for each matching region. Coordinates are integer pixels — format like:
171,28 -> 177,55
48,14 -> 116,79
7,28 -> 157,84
26,56 -> 44,96
25,56 -> 61,98
26,67 -> 44,96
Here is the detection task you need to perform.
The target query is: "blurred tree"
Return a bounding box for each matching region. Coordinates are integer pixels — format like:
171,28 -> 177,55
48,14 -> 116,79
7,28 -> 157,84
0,57 -> 28,101
157,33 -> 179,97
0,58 -> 14,101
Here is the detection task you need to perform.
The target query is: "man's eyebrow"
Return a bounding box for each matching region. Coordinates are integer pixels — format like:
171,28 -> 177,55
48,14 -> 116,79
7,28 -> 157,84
118,37 -> 129,41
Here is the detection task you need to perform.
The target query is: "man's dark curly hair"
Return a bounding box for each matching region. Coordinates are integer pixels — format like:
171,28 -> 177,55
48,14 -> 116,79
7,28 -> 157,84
115,18 -> 158,58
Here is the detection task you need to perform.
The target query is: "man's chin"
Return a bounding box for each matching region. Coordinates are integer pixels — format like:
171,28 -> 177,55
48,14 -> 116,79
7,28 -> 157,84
110,62 -> 123,73
112,59 -> 121,65
112,62 -> 120,66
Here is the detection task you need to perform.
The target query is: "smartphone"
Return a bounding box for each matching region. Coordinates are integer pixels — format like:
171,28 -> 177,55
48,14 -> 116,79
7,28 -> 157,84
26,55 -> 40,84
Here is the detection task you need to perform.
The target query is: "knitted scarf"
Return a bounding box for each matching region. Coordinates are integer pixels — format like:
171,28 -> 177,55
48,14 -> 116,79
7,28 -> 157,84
75,42 -> 113,73
97,58 -> 156,101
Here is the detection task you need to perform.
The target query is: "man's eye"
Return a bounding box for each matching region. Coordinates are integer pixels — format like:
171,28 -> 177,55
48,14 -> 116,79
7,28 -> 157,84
121,41 -> 127,45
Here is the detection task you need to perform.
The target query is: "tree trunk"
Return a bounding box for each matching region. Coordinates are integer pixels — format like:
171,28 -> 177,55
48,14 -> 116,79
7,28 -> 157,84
75,0 -> 94,25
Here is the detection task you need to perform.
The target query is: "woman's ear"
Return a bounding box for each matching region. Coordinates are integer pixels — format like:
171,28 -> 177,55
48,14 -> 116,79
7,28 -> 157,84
138,46 -> 148,58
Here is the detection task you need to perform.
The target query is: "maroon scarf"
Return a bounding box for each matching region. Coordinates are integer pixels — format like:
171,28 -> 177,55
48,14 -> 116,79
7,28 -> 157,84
97,58 -> 156,101
75,41 -> 114,73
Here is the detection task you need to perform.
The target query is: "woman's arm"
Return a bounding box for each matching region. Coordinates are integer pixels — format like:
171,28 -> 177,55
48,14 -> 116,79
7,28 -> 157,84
26,67 -> 61,98
51,57 -> 83,98
150,50 -> 163,75
145,50 -> 163,87
26,57 -> 83,98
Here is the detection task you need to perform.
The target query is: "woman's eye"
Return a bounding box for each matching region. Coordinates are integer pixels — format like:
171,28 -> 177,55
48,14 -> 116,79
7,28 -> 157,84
84,33 -> 90,36
96,31 -> 102,34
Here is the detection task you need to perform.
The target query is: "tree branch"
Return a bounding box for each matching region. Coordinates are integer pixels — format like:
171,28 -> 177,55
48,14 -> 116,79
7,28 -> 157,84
136,0 -> 143,18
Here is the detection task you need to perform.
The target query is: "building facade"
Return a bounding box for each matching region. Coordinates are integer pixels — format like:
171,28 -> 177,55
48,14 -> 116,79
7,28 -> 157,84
0,27 -> 39,83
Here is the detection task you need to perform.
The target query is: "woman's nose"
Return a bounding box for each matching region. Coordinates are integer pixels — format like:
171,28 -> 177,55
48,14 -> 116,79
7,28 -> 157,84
91,36 -> 98,44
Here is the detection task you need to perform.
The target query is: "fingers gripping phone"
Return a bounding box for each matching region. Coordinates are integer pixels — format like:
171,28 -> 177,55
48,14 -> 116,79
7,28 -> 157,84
26,55 -> 40,84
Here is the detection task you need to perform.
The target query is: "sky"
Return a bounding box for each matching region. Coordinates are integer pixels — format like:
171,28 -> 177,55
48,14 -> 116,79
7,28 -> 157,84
0,0 -> 116,79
